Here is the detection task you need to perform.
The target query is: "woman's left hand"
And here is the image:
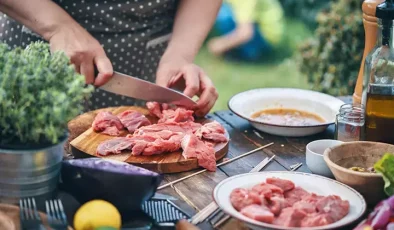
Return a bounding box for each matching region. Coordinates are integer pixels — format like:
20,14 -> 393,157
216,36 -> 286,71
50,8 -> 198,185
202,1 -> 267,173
156,55 -> 218,117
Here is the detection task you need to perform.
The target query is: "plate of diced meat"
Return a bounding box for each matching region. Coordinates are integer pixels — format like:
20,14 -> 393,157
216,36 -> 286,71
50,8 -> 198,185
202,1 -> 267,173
70,102 -> 229,173
213,171 -> 366,230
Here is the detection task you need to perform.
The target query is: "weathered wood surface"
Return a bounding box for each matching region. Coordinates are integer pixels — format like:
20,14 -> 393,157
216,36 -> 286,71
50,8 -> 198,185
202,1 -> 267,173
69,106 -> 229,173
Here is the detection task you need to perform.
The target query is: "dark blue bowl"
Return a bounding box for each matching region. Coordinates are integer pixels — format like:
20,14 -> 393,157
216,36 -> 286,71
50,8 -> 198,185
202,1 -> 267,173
59,158 -> 162,212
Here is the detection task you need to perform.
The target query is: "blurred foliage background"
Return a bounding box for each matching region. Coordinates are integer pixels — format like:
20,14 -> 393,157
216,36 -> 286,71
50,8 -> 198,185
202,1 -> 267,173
198,0 -> 364,111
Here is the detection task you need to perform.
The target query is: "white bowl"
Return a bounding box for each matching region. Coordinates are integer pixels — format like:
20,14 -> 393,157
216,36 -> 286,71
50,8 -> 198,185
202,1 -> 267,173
228,88 -> 345,137
213,171 -> 366,230
306,139 -> 343,178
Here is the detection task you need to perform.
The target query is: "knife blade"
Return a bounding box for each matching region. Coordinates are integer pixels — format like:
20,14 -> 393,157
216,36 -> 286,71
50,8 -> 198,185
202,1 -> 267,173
151,192 -> 178,201
99,71 -> 196,108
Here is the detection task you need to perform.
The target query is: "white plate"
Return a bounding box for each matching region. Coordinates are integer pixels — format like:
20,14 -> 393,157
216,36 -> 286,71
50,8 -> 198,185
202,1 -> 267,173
213,171 -> 366,230
228,88 -> 345,137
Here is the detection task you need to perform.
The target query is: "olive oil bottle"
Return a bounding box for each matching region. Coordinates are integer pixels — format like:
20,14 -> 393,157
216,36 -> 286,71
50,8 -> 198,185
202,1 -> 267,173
362,0 -> 394,144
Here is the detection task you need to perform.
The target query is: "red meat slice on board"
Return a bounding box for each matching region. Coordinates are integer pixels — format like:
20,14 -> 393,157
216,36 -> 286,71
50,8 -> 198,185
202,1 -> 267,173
273,207 -> 307,227
284,186 -> 310,206
230,188 -> 262,211
136,121 -> 202,135
96,137 -> 133,156
266,177 -> 295,192
117,110 -> 151,133
92,111 -> 124,136
195,121 -> 228,143
315,195 -> 350,222
181,134 -> 217,171
251,183 -> 284,199
301,213 -> 334,227
158,107 -> 195,123
240,204 -> 275,223
146,101 -> 163,118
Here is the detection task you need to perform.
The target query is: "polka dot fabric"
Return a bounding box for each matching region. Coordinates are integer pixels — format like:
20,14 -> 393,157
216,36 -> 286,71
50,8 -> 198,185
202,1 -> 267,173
0,0 -> 176,111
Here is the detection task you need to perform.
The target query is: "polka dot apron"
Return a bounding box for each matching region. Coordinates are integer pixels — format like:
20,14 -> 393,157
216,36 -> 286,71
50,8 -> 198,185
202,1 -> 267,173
0,0 -> 177,111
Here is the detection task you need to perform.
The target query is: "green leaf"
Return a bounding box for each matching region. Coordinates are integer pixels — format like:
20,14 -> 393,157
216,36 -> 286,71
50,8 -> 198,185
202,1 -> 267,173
374,153 -> 394,196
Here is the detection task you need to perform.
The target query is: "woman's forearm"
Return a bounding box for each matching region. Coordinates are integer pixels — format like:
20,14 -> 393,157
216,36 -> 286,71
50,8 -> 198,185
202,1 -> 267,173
0,0 -> 78,41
164,0 -> 222,62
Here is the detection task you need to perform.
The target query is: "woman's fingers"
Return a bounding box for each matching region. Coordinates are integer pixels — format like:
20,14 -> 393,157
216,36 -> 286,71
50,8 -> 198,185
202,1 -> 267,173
195,73 -> 218,117
93,54 -> 113,86
182,67 -> 200,98
80,60 -> 95,84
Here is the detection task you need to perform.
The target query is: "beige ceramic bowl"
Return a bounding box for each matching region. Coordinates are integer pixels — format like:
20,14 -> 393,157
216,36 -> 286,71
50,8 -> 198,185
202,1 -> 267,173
324,141 -> 394,205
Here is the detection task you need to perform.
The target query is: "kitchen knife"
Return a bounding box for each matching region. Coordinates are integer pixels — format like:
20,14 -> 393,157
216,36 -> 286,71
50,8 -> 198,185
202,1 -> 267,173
99,71 -> 196,108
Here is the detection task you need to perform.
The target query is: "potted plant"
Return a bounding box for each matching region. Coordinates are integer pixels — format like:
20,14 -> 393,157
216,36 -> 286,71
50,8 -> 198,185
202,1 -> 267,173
0,41 -> 93,202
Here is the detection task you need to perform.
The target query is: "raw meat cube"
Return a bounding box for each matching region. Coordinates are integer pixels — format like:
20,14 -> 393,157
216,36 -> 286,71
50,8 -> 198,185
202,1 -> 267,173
251,183 -> 284,199
240,204 -> 275,223
266,177 -> 295,191
92,111 -> 124,136
117,110 -> 151,133
316,195 -> 350,222
96,137 -> 133,156
284,186 -> 310,206
273,207 -> 307,227
181,134 -> 217,171
292,200 -> 317,214
195,121 -> 228,143
269,196 -> 290,216
301,213 -> 334,227
230,188 -> 262,211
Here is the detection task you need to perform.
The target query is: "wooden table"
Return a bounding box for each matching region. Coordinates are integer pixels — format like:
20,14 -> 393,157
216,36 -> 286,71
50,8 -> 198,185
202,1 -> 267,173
156,96 -> 354,230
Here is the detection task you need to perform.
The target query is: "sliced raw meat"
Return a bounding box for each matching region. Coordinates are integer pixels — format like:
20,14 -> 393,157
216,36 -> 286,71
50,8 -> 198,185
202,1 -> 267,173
117,110 -> 151,132
195,121 -> 228,142
146,101 -> 163,118
96,137 -> 133,156
273,207 -> 307,227
181,134 -> 217,171
316,195 -> 349,221
240,204 -> 275,223
230,188 -> 261,211
92,111 -> 124,136
284,186 -> 310,206
302,193 -> 324,206
136,121 -> 202,134
301,213 -> 334,227
266,177 -> 295,192
251,183 -> 284,199
269,196 -> 290,216
142,134 -> 183,156
159,107 -> 194,123
292,200 -> 317,214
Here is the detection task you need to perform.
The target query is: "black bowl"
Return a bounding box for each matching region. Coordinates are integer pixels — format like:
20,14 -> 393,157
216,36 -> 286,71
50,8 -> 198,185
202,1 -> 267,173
59,158 -> 162,212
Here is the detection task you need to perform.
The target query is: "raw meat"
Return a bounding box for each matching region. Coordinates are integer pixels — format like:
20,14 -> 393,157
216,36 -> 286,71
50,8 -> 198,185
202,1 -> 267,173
230,188 -> 261,211
92,111 -> 124,136
158,107 -> 194,123
117,110 -> 151,132
266,177 -> 295,192
181,134 -> 217,171
136,121 -> 202,134
195,121 -> 228,142
273,207 -> 307,227
230,177 -> 350,228
316,195 -> 350,222
146,101 -> 163,118
284,186 -> 310,206
96,137 -> 133,156
240,205 -> 275,223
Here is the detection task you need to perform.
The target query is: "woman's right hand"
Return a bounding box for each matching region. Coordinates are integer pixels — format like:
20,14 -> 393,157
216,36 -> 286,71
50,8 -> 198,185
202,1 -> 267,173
49,24 -> 113,86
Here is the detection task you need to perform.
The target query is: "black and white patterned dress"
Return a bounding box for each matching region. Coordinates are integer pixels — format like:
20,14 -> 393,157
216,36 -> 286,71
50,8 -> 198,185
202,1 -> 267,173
0,0 -> 177,110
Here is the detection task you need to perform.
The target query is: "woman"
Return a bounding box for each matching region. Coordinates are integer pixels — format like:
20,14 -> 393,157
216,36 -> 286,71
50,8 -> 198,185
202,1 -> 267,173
0,0 -> 221,117
207,0 -> 284,61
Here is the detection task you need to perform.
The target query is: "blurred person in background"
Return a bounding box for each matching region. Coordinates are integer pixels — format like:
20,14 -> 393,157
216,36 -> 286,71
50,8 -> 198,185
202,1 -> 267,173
207,0 -> 284,61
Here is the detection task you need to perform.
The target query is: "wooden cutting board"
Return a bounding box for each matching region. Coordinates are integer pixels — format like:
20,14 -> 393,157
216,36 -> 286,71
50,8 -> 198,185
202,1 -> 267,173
69,106 -> 229,173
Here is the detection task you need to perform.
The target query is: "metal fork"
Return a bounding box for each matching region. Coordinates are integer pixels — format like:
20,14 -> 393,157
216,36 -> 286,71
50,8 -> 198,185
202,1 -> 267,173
45,199 -> 68,230
19,198 -> 43,230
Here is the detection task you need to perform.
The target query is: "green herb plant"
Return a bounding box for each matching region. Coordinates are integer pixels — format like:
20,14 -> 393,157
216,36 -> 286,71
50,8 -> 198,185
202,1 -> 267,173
375,153 -> 394,197
0,42 -> 93,147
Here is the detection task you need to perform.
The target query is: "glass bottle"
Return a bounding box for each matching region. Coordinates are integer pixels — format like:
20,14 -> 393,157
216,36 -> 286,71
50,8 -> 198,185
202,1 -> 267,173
335,104 -> 365,142
362,0 -> 394,144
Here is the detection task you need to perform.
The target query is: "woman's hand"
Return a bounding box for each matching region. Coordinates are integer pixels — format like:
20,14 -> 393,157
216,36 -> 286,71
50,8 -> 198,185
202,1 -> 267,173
49,24 -> 113,86
156,55 -> 218,117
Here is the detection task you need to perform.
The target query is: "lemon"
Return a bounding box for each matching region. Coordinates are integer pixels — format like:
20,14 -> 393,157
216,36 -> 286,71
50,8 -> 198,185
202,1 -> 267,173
74,200 -> 121,230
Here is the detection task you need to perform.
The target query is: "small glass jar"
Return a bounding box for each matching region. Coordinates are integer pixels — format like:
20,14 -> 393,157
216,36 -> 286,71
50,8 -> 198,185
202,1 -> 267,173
335,104 -> 365,142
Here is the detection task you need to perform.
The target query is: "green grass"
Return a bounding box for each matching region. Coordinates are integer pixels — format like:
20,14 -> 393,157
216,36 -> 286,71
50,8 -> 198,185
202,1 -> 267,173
195,18 -> 313,112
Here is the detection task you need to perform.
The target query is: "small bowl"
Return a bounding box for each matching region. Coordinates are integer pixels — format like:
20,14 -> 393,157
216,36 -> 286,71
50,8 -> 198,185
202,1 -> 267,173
306,139 -> 343,178
228,88 -> 344,137
324,141 -> 394,205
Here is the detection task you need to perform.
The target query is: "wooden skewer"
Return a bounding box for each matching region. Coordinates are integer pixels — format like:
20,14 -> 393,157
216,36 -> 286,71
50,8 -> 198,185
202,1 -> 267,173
157,142 -> 274,190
